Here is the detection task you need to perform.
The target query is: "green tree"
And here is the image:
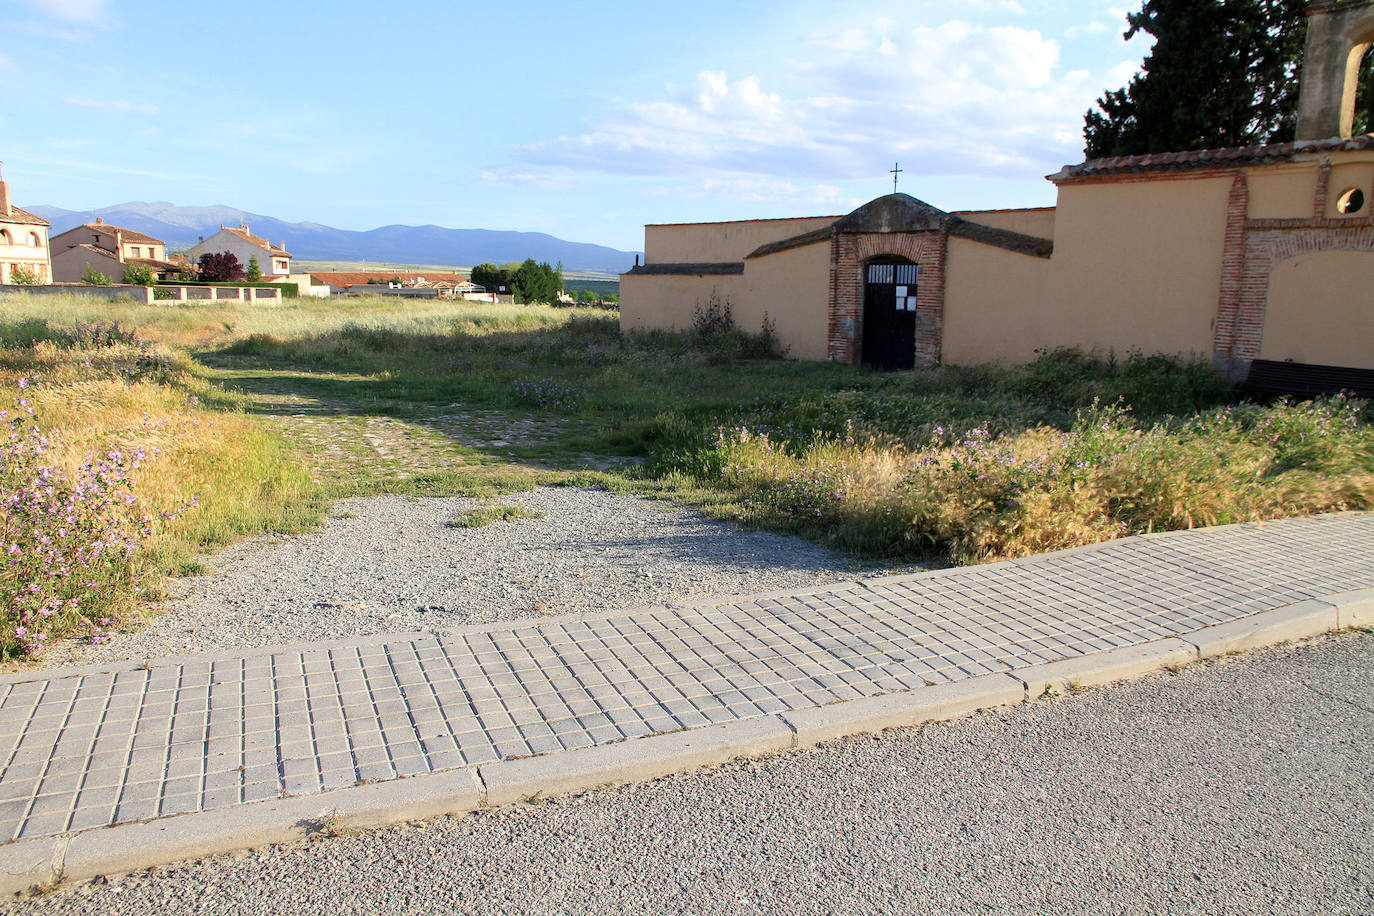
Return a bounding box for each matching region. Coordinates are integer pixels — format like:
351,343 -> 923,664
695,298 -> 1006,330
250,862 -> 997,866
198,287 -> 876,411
509,258 -> 563,304
1356,47 -> 1374,135
1083,0 -> 1309,158
81,265 -> 110,285
470,263 -> 510,293
246,255 -> 263,281
8,265 -> 38,285
122,264 -> 155,286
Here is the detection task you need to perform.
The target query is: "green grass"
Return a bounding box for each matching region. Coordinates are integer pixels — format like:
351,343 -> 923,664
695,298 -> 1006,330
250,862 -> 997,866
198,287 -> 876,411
446,502 -> 545,528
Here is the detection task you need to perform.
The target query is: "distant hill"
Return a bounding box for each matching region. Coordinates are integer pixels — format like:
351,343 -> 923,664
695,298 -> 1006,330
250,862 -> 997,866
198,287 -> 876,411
28,202 -> 641,274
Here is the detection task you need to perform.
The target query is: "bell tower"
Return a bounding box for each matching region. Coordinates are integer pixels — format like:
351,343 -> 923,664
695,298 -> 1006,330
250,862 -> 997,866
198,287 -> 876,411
1296,0 -> 1374,139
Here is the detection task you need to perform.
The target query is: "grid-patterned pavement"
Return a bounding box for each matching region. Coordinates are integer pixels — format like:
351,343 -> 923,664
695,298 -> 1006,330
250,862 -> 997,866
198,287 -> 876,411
2,513 -> 1372,842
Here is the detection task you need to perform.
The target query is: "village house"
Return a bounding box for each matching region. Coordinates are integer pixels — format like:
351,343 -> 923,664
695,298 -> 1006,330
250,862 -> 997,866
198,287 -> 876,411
622,0 -> 1374,382
309,270 -> 482,298
49,218 -> 180,283
185,224 -> 292,277
0,174 -> 52,285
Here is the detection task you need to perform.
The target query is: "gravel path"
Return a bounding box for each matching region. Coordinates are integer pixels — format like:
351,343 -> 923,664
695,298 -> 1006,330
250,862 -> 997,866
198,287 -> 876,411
12,632 -> 1371,915
41,488 -> 889,668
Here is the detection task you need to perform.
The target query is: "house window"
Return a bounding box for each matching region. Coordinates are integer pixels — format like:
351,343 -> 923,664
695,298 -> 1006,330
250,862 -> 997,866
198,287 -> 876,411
0,230 -> 10,245
130,246 -> 141,258
26,232 -> 39,247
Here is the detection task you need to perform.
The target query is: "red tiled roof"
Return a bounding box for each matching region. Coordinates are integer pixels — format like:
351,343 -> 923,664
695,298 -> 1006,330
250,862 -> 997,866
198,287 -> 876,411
127,257 -> 181,271
220,226 -> 290,257
309,270 -> 470,288
69,242 -> 119,259
0,206 -> 50,227
1049,135 -> 1374,182
58,223 -> 164,245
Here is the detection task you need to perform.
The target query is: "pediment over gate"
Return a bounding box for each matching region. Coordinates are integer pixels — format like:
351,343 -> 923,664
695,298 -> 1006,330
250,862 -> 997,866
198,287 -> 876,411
831,194 -> 952,234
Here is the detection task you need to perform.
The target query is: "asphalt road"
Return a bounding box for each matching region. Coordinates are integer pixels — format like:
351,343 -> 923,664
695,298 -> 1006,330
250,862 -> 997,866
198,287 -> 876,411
8,632 -> 1372,916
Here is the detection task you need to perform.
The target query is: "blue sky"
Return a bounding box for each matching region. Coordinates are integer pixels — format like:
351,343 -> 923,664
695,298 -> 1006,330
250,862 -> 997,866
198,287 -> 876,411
0,0 -> 1150,251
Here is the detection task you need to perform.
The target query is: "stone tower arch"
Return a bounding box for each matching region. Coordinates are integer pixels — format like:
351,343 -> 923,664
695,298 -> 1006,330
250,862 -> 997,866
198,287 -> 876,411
1296,0 -> 1374,139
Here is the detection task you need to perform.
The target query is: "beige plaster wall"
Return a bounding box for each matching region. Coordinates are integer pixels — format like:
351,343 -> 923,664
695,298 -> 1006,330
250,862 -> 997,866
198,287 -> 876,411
287,273 -> 331,298
1260,249 -> 1374,369
1247,163 -> 1319,219
1043,176 -> 1231,359
619,273 -> 745,334
644,216 -> 836,264
942,238 -> 1053,365
0,223 -> 51,283
51,245 -> 120,283
122,242 -> 166,261
738,241 -> 832,361
952,207 -> 1056,240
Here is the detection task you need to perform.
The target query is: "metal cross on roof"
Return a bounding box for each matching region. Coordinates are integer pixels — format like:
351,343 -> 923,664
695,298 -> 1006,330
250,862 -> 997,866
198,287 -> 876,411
891,162 -> 902,193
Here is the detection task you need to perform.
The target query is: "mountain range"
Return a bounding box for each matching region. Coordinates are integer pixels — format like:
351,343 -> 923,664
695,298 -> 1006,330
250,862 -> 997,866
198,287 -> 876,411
28,202 -> 641,274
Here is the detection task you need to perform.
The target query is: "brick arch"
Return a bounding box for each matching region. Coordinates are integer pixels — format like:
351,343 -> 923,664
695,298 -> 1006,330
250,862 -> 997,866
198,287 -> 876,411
1221,226 -> 1374,363
826,231 -> 948,366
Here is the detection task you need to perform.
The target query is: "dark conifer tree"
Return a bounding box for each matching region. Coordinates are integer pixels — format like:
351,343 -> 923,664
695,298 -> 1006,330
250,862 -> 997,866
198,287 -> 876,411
1083,0 -> 1311,158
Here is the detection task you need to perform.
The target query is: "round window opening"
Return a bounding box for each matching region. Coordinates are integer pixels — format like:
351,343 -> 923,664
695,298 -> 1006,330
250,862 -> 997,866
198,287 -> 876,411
1336,187 -> 1366,215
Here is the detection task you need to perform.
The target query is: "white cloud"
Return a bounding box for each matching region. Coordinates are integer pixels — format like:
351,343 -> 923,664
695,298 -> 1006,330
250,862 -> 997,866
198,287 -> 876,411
0,55 -> 14,71
478,169 -> 582,190
650,177 -> 860,209
513,20 -> 1112,190
12,0 -> 109,23
1065,21 -> 1111,39
66,97 -> 159,115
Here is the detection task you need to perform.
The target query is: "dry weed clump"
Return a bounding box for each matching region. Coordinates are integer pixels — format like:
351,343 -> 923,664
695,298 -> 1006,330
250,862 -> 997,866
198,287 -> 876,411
717,397 -> 1374,563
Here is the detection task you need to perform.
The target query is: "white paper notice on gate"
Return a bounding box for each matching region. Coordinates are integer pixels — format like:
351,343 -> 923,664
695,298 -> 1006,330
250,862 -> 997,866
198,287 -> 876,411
896,286 -> 908,297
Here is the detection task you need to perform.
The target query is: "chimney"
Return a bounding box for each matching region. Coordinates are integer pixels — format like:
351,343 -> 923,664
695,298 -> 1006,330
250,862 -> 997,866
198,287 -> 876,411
95,216 -> 103,224
0,179 -> 10,219
114,229 -> 123,261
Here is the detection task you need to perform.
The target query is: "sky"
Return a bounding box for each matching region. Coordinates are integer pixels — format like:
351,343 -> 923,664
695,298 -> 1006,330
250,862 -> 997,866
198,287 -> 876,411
0,0 -> 1151,251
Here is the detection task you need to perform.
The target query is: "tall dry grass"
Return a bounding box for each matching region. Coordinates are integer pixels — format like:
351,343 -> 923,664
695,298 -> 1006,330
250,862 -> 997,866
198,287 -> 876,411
0,318 -> 320,659
717,398 -> 1374,562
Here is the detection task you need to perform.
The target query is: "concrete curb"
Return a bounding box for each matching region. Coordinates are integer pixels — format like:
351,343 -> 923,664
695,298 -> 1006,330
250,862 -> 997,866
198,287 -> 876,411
0,767 -> 484,894
1183,600 -> 1339,659
481,717 -> 794,807
778,675 -> 1025,747
4,587 -> 1371,896
1008,638 -> 1199,697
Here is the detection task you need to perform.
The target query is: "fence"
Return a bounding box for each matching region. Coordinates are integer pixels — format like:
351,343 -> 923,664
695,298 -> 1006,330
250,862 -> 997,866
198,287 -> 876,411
0,284 -> 283,304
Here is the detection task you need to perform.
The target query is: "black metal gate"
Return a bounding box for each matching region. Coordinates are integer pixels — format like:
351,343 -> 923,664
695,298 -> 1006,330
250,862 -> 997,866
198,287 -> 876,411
861,261 -> 917,370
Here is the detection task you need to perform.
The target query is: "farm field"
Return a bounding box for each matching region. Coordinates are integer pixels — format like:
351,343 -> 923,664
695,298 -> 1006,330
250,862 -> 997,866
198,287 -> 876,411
1,291 -> 1371,659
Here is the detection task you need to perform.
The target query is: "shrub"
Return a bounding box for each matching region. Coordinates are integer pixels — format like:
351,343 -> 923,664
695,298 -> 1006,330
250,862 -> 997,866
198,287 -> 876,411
8,265 -> 38,286
246,255 -> 263,281
692,293 -> 735,340
122,264 -> 155,286
198,252 -> 243,282
689,294 -> 787,364
0,380 -> 196,658
81,265 -> 111,286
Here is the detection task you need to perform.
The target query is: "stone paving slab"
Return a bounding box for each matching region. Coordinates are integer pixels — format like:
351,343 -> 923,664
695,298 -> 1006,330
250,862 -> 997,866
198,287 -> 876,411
2,512 -> 1373,890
